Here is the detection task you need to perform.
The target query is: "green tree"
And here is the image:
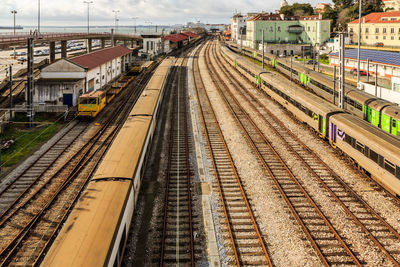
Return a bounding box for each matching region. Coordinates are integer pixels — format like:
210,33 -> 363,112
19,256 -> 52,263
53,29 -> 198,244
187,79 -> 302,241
280,3 -> 314,16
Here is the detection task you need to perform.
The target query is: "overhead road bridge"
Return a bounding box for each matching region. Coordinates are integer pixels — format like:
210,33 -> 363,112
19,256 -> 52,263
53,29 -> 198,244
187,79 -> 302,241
0,32 -> 143,63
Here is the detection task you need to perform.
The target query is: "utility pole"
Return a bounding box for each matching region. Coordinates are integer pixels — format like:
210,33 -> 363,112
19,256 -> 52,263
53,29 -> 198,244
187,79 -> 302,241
290,55 -> 293,82
38,0 -> 41,34
375,64 -> 378,96
112,10 -> 120,33
27,38 -> 34,126
83,1 -> 93,34
367,59 -> 370,82
333,66 -> 336,105
132,17 -> 138,34
357,0 -> 362,86
339,33 -> 345,109
261,29 -> 264,69
161,28 -> 165,54
8,65 -> 13,121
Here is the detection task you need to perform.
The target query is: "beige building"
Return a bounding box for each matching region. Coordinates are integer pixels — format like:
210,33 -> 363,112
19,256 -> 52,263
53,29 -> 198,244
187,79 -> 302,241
383,0 -> 400,11
348,11 -> 400,47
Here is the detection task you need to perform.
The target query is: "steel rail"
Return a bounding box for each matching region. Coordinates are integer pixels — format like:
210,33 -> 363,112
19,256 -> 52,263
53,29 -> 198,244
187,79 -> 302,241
207,40 -> 361,266
0,64 -> 159,266
159,52 -> 195,266
216,41 -> 400,266
195,41 -> 272,266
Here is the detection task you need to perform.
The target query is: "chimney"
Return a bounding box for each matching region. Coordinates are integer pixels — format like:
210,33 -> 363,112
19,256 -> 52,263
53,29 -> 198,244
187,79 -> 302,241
280,14 -> 285,20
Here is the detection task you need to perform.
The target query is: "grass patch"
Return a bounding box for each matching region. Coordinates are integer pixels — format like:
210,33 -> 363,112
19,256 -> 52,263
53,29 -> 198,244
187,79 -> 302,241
0,113 -> 64,168
295,57 -> 329,65
242,54 -> 276,72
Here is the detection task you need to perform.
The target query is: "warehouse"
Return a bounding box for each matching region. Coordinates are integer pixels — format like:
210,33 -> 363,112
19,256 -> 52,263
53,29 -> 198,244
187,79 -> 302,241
328,48 -> 400,78
34,45 -> 132,111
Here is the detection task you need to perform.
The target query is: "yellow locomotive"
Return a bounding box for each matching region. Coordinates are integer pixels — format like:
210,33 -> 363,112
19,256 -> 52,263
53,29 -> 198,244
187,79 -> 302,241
77,75 -> 134,118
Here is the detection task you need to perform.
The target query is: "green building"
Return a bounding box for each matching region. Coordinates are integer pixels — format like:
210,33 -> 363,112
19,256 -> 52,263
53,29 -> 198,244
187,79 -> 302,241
246,13 -> 331,49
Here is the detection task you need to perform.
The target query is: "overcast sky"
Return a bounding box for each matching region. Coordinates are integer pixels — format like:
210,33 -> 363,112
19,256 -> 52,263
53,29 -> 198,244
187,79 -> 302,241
1,0 -> 330,26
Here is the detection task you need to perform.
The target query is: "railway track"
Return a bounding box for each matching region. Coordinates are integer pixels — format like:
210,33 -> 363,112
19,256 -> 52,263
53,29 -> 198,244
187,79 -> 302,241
0,65 -> 159,266
215,42 -> 400,265
0,121 -> 88,214
203,40 -> 365,265
158,57 -> 196,265
193,42 -> 272,266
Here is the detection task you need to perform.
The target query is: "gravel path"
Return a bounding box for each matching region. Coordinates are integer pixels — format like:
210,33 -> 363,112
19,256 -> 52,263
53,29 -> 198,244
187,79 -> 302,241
198,41 -> 322,266
215,41 -> 400,266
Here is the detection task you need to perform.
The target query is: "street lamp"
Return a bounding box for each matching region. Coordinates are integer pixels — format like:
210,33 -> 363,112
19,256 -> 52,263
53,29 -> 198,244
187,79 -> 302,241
83,1 -> 93,34
11,10 -> 17,35
112,10 -> 120,33
132,17 -> 138,34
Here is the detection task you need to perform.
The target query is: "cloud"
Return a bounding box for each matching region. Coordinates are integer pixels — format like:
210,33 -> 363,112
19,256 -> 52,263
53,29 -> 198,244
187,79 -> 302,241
0,0 -> 330,26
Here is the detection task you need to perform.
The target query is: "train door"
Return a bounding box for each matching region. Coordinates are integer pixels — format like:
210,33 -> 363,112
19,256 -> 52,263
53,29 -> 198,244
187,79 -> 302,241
392,119 -> 398,136
371,108 -> 380,127
381,114 -> 391,133
318,115 -> 326,136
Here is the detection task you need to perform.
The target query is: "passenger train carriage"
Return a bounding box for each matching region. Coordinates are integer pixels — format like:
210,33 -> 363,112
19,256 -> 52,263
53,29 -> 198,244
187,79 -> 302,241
221,44 -> 400,197
227,42 -> 400,138
41,57 -> 175,267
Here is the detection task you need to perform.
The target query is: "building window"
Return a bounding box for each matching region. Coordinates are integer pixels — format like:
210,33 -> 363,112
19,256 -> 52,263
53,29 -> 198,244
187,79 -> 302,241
365,28 -> 369,33
278,26 -> 281,32
392,36 -> 395,40
391,28 -> 395,33
308,26 -> 310,31
376,36 -> 379,39
366,36 -> 368,39
376,28 -> 379,33
350,28 -> 353,33
383,36 -> 386,39
383,28 -> 387,33
270,26 -> 273,32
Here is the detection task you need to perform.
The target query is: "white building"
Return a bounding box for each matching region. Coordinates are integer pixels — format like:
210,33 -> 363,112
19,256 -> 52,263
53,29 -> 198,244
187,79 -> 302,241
141,34 -> 171,57
231,13 -> 246,42
34,46 -> 132,111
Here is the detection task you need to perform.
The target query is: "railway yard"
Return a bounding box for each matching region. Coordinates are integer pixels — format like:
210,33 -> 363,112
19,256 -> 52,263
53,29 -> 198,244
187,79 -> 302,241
1,36 -> 400,266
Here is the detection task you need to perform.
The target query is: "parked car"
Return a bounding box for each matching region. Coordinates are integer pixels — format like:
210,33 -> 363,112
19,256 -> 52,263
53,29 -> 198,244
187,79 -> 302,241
350,68 -> 368,76
376,42 -> 384,47
17,56 -> 27,62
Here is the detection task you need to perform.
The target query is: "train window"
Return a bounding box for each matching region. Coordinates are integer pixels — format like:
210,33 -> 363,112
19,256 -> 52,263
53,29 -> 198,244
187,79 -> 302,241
369,149 -> 379,163
344,134 -> 352,145
378,155 -> 384,167
396,166 -> 400,179
364,146 -> 369,157
393,120 -> 397,128
356,141 -> 365,154
88,98 -> 97,104
384,160 -> 396,175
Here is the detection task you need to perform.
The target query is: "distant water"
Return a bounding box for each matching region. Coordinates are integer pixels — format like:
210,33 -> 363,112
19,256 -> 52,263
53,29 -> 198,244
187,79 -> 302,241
0,26 -> 174,35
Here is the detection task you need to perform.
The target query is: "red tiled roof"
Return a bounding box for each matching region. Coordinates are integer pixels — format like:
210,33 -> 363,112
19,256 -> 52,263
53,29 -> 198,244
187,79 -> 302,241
69,46 -> 132,70
181,31 -> 199,38
349,11 -> 400,24
163,33 -> 188,43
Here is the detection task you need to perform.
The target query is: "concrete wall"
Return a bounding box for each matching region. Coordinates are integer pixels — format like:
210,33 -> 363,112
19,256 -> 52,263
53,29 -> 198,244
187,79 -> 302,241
361,81 -> 400,104
329,56 -> 400,78
259,43 -> 311,56
86,55 -> 126,92
34,79 -> 83,106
